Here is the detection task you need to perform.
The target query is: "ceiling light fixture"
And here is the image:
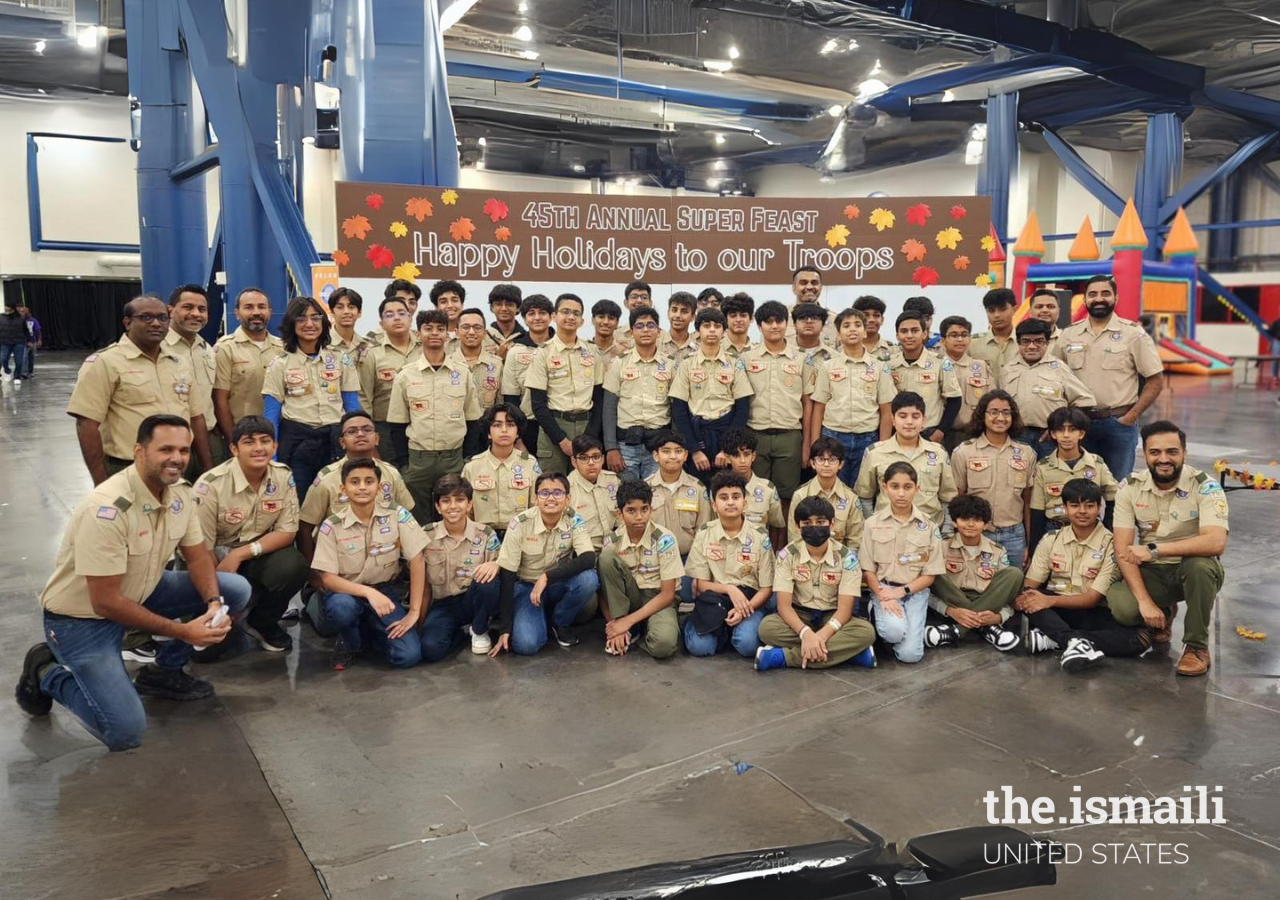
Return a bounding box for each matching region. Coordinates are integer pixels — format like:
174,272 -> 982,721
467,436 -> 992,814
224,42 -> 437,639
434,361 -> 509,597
33,40 -> 46,55
820,39 -> 838,55
728,46 -> 740,60
571,163 -> 586,173
704,59 -> 732,73
827,103 -> 844,117
513,24 -> 533,41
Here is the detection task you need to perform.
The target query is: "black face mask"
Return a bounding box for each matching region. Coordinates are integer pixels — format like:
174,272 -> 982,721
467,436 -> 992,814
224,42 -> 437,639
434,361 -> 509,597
800,525 -> 830,547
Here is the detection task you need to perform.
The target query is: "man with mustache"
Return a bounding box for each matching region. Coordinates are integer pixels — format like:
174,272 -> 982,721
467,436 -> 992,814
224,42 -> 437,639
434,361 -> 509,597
214,287 -> 285,444
1052,275 -> 1163,481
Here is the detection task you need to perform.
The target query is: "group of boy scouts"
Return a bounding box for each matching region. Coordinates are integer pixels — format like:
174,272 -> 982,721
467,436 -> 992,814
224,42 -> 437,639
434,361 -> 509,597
16,267 -> 1230,753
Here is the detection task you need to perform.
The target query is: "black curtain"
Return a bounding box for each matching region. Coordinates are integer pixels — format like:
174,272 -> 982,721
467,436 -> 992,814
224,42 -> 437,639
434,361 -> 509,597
2,279 -> 141,351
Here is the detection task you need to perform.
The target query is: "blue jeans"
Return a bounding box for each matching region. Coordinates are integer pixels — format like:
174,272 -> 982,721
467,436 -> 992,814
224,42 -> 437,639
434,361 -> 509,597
870,587 -> 930,663
821,427 -> 877,488
988,523 -> 1027,570
40,571 -> 251,752
0,343 -> 25,377
1083,414 -> 1139,483
511,569 -> 599,655
322,583 -> 421,667
419,578 -> 501,662
619,442 -> 658,482
683,594 -> 775,657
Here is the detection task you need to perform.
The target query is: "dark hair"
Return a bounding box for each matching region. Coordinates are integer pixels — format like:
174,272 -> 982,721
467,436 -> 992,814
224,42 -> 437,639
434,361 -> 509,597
696,287 -> 723,306
330,286 -> 363,311
168,284 -> 207,306
710,470 -> 747,498
853,295 -> 886,314
982,288 -> 1018,311
482,401 -> 527,434
1083,274 -> 1117,292
591,299 -> 622,319
235,286 -> 269,307
792,302 -> 828,324
571,434 -> 604,456
231,415 -> 275,444
534,471 -> 570,494
808,435 -> 846,462
720,428 -> 757,455
793,495 -> 835,525
883,460 -> 918,484
756,300 -> 789,326
554,292 -> 584,312
939,315 -> 972,337
1029,288 -> 1060,304
630,305 -> 660,328
791,265 -> 822,282
521,294 -> 553,316
1140,419 -> 1186,449
1015,318 -> 1052,340
458,307 -> 487,327
378,295 -> 410,317
834,307 -> 867,330
434,473 -> 473,502
971,389 -> 1025,437
415,308 -> 449,330
1047,407 -> 1090,434
647,428 -> 686,453
948,494 -> 992,523
281,297 -> 331,352
625,281 -> 652,300
339,409 -> 374,430
615,479 -> 653,509
341,457 -> 381,481
1062,478 -> 1104,505
903,296 -> 934,317
489,284 -> 523,307
891,390 -> 926,416
385,279 -> 422,301
895,310 -> 926,331
123,294 -> 167,318
695,308 -> 726,330
669,292 -> 696,312
430,280 -> 465,305
722,292 -> 755,318
137,414 -> 190,444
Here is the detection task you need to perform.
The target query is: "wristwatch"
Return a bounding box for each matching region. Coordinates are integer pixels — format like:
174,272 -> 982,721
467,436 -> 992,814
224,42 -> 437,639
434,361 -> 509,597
1146,542 -> 1160,560
207,594 -> 225,605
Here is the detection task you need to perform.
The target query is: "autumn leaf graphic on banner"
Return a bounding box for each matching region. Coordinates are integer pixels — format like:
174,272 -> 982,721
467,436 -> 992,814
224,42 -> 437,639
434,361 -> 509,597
975,273 -> 994,288
869,208 -> 895,231
901,239 -> 927,262
950,204 -> 968,220
366,244 -> 395,269
392,262 -> 421,282
405,197 -> 434,222
825,223 -> 850,248
953,255 -> 971,270
449,217 -> 476,241
365,192 -> 385,211
980,234 -> 996,252
341,215 -> 372,240
389,221 -> 409,238
843,204 -> 860,220
494,226 -> 512,242
912,265 -> 939,289
441,189 -> 459,205
935,226 -> 962,250
905,203 -> 931,227
332,250 -> 350,267
483,198 -> 510,223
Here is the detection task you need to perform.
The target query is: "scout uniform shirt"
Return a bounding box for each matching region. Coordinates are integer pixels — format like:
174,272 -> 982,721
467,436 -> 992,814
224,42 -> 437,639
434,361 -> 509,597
261,347 -> 360,427
603,521 -> 685,590
40,467 -> 203,618
947,353 -> 992,431
787,477 -> 864,547
660,331 -> 696,367
741,344 -> 813,432
497,507 -> 595,582
735,474 -> 785,530
588,338 -> 625,374
685,520 -> 775,591
799,343 -> 834,368
214,327 -> 285,422
67,335 -> 198,461
1026,522 -> 1117,596
1113,465 -> 1229,566
386,355 -> 482,452
810,350 -> 895,434
567,468 -> 621,551
500,336 -> 548,419
863,336 -> 895,363
1032,450 -> 1118,524
524,335 -> 603,413
358,334 -> 419,421
968,331 -> 1018,380
424,519 -> 502,599
329,331 -> 371,364
486,323 -> 525,356
300,456 -> 415,524
997,357 -> 1096,428
941,533 -> 1010,592
670,348 -> 754,420
854,437 -> 958,525
1052,315 -> 1163,410
859,505 -> 946,586
724,337 -> 755,361
950,435 -> 1037,529
774,539 -> 862,612
163,330 -> 217,421
886,348 -> 962,429
645,471 -> 712,556
461,449 -> 539,531
312,505 -> 427,585
603,348 -> 675,431
456,349 -> 504,411
194,458 -> 299,547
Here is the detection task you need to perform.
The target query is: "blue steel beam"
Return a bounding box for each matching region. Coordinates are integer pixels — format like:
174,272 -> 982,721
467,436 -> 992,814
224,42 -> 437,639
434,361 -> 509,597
1159,131 -> 1278,221
168,143 -> 220,182
1136,113 -> 1183,258
1039,128 -> 1127,217
977,93 -> 1018,240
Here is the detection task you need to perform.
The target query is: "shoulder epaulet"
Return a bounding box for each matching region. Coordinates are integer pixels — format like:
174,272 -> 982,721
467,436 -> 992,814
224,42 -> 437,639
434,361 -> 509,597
1194,471 -> 1208,484
960,437 -> 977,446
325,513 -> 343,525
698,521 -> 714,531
112,496 -> 132,512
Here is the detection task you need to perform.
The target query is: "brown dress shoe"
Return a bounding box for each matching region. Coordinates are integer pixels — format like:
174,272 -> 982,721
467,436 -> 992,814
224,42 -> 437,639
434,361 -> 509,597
1176,645 -> 1210,677
1153,604 -> 1176,643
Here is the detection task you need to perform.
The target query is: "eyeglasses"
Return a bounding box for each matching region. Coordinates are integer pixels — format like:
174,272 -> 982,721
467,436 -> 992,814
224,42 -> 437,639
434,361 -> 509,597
812,455 -> 841,465
985,409 -> 1013,419
382,311 -> 410,320
574,453 -> 604,463
536,489 -> 567,500
342,425 -> 376,436
558,309 -> 582,318
1018,338 -> 1048,347
130,313 -> 170,324
298,314 -> 326,325
457,323 -> 486,332
632,322 -> 660,332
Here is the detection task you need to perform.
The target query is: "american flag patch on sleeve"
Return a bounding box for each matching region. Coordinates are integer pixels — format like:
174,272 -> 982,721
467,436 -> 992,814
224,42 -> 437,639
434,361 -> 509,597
96,506 -> 118,520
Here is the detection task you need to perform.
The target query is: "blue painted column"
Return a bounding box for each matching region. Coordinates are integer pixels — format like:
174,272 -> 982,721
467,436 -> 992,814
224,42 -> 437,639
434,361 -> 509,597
1137,112 -> 1184,258
978,92 -> 1019,242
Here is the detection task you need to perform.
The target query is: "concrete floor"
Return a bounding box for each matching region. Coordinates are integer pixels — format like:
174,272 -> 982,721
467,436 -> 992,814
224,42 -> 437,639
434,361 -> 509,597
1,354 -> 1278,900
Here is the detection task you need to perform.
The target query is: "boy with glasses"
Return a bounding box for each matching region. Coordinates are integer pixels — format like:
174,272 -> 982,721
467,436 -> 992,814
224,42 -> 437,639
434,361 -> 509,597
358,295 -> 418,468
789,437 -> 863,547
937,315 -> 992,451
603,306 -> 673,481
453,307 -> 504,452
526,293 -> 605,476
997,319 -> 1095,459
567,434 -> 620,552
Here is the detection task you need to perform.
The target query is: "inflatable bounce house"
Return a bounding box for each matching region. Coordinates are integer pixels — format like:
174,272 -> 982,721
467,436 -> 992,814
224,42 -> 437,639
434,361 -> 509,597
992,198 -> 1233,376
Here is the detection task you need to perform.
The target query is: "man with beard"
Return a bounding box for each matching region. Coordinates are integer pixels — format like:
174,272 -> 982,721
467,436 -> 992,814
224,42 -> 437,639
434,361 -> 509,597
1106,421 -> 1228,677
1028,289 -> 1063,354
790,266 -> 839,349
15,415 -> 252,750
214,287 -> 284,441
1053,275 -> 1163,480
165,285 -> 218,473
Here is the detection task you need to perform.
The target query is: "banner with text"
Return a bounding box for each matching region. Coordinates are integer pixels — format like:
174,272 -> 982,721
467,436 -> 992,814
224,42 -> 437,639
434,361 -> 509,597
333,183 -> 992,289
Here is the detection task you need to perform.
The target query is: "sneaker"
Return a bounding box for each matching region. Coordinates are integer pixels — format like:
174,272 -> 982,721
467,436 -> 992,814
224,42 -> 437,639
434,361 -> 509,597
754,645 -> 786,671
16,643 -> 55,717
552,624 -> 579,649
470,627 -> 492,655
133,665 -> 215,700
1060,637 -> 1104,673
242,621 -> 293,653
925,623 -> 960,648
331,641 -> 354,671
1024,627 -> 1061,655
121,638 -> 159,663
981,625 -> 1020,652
12,378 -> 20,389
850,645 -> 877,668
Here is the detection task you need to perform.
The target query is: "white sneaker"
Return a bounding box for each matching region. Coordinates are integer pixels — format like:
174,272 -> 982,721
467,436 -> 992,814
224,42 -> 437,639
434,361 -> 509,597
12,379 -> 20,389
981,625 -> 1019,652
469,627 -> 492,655
1060,637 -> 1104,673
1024,628 -> 1060,655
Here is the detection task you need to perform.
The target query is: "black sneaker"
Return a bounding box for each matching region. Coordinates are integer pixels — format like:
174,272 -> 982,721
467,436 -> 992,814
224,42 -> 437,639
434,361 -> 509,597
553,624 -> 579,648
331,641 -> 354,671
16,643 -> 55,717
121,638 -> 159,664
925,623 -> 960,648
133,665 -> 215,701
243,621 -> 293,653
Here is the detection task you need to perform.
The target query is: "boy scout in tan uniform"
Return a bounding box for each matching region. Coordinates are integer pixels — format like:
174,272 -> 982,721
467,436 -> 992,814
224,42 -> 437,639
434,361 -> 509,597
500,340 -> 544,429
787,477 -> 863,547
525,334 -> 604,474
598,519 -> 683,658
300,456 -> 414,523
811,352 -> 895,435
461,448 -> 539,535
998,357 -> 1096,430
419,512 -> 502,661
568,467 -> 621,551
457,348 -> 504,412
659,331 -> 696,366
261,347 -> 360,427
741,342 -> 812,499
645,470 -> 711,556
1027,521 -> 1117,598
855,437 -> 957,525
737,474 -> 785,531
358,333 -> 418,462
1032,450 -> 1117,528
214,326 -> 284,423
685,520 -> 776,601
670,347 -> 754,462
886,348 -> 962,433
968,331 -> 1018,378
929,534 -> 1022,635
950,355 -> 992,435
950,437 -> 1036,527
602,348 -> 675,447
